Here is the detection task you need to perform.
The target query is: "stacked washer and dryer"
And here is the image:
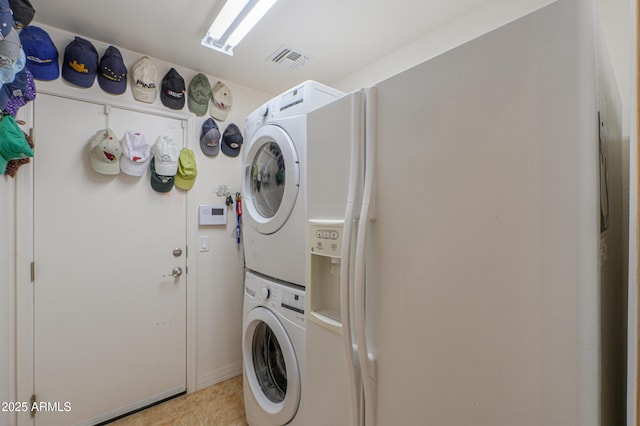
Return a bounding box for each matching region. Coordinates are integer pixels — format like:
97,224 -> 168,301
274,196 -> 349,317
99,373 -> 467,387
240,81 -> 344,425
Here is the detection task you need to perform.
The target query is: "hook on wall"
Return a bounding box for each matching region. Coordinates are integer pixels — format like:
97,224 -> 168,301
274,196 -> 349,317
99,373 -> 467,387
215,184 -> 240,198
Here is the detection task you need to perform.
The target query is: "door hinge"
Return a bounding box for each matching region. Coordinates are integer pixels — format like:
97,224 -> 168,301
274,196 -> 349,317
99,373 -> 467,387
30,394 -> 36,417
30,261 -> 35,282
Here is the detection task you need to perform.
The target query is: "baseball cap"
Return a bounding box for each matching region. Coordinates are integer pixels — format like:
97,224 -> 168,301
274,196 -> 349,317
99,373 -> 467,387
0,0 -> 13,39
150,157 -> 174,193
0,115 -> 32,174
174,148 -> 197,190
19,26 -> 60,81
98,46 -> 127,95
88,128 -> 121,175
0,28 -> 21,66
200,117 -> 220,156
210,81 -> 232,121
120,131 -> 151,176
9,0 -> 35,29
4,67 -> 36,116
188,73 -> 211,116
131,56 -> 157,103
62,36 -> 99,88
221,123 -> 243,157
152,136 -> 180,176
0,66 -> 27,111
160,67 -> 185,110
0,47 -> 24,84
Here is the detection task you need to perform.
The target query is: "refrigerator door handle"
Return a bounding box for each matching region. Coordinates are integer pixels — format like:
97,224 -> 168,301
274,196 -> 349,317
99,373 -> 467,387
341,89 -> 364,426
354,86 -> 377,426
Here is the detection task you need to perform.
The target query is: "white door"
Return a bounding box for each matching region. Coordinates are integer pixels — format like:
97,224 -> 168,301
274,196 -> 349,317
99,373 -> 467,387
242,124 -> 299,235
33,94 -> 187,425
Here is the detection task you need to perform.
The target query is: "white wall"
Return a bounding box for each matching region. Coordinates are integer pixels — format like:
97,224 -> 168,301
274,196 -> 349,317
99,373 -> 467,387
0,167 -> 17,426
332,0 -> 631,140
331,0 -> 556,92
0,22 -> 272,426
597,0 -> 632,138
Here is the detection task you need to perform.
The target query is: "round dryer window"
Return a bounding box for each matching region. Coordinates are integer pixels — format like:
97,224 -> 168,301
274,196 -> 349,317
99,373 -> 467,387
251,142 -> 286,219
243,307 -> 301,425
243,125 -> 299,235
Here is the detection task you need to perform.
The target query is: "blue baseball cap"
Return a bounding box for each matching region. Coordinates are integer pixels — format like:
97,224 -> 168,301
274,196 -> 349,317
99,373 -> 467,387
20,26 -> 60,81
98,46 -> 127,95
0,48 -> 25,84
62,37 -> 98,88
0,67 -> 27,110
0,0 -> 14,39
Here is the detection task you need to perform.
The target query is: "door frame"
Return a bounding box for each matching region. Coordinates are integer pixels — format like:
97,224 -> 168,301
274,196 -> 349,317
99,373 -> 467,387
15,87 -> 198,426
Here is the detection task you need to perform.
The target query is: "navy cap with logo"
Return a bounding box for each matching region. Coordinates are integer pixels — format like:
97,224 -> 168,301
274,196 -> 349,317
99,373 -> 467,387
160,67 -> 185,110
221,123 -> 243,157
0,67 -> 28,110
62,37 -> 99,88
98,46 -> 127,95
9,0 -> 35,29
19,26 -> 60,81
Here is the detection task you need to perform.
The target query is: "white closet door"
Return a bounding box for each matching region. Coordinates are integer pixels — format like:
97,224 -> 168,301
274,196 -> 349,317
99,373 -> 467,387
33,94 -> 187,426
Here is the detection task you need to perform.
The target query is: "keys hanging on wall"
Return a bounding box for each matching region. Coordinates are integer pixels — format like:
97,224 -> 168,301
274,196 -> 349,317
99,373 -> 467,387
235,193 -> 242,245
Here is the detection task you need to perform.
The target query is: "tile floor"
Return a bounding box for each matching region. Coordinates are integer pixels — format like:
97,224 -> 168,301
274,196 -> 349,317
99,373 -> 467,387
108,375 -> 248,426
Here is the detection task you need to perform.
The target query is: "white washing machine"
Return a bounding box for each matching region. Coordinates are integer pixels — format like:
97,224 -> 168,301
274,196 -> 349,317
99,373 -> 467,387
242,80 -> 344,287
243,271 -> 306,425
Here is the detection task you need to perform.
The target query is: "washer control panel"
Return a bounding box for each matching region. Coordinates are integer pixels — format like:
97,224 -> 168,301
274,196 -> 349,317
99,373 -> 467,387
245,272 -> 305,326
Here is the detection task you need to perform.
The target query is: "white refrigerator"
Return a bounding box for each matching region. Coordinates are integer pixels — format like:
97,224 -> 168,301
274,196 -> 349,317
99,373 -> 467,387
305,0 -> 624,425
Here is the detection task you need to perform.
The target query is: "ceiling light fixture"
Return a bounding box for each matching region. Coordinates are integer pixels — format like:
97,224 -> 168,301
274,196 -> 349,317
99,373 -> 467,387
201,0 -> 279,56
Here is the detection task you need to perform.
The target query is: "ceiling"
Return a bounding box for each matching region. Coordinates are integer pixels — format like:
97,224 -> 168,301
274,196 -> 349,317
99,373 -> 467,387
30,0 -> 494,95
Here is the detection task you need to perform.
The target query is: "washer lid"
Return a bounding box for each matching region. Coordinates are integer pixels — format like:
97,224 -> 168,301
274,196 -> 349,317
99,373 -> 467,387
243,124 -> 299,235
243,306 -> 301,425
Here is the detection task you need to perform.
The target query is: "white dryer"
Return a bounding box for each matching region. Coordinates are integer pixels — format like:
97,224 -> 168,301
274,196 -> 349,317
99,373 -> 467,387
243,271 -> 306,426
242,81 -> 344,286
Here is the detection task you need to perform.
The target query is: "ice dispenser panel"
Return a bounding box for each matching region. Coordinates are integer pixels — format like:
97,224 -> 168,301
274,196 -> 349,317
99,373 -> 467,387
308,220 -> 343,334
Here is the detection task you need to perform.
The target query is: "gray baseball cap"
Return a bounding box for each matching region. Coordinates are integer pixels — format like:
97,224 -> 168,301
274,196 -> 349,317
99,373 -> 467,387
200,118 -> 221,156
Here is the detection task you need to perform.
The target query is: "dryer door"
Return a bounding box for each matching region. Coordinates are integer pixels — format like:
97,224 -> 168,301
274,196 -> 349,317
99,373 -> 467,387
243,307 -> 301,425
243,124 -> 299,235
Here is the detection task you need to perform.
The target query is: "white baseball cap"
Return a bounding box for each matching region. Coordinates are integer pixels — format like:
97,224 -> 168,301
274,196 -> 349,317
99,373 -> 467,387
120,131 -> 151,176
89,128 -> 121,175
152,136 -> 180,176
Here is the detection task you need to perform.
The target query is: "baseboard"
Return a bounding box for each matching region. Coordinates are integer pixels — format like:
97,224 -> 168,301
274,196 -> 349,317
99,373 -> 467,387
196,362 -> 243,391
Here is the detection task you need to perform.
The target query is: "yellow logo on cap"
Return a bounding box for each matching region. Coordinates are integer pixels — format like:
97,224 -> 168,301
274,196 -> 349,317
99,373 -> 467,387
69,60 -> 89,74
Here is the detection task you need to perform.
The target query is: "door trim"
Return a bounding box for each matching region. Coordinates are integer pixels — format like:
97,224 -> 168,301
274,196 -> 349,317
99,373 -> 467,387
15,88 -> 196,426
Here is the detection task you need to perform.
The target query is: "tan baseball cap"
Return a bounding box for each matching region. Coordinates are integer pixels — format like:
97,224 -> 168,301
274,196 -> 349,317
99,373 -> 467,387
131,56 -> 157,103
209,81 -> 232,121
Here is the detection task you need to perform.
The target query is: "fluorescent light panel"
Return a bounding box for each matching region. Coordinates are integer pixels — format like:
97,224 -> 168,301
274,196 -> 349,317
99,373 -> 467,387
202,0 -> 279,56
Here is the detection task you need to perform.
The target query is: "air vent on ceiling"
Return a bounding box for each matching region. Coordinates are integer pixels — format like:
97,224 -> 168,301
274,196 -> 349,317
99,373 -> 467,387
267,45 -> 311,70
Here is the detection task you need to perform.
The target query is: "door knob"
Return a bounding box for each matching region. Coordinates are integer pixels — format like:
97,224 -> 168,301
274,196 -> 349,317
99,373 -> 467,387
171,267 -> 183,277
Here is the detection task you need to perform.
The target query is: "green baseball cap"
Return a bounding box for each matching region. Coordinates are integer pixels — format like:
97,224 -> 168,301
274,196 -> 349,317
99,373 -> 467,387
187,73 -> 211,117
0,115 -> 33,174
174,148 -> 197,190
150,157 -> 174,193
